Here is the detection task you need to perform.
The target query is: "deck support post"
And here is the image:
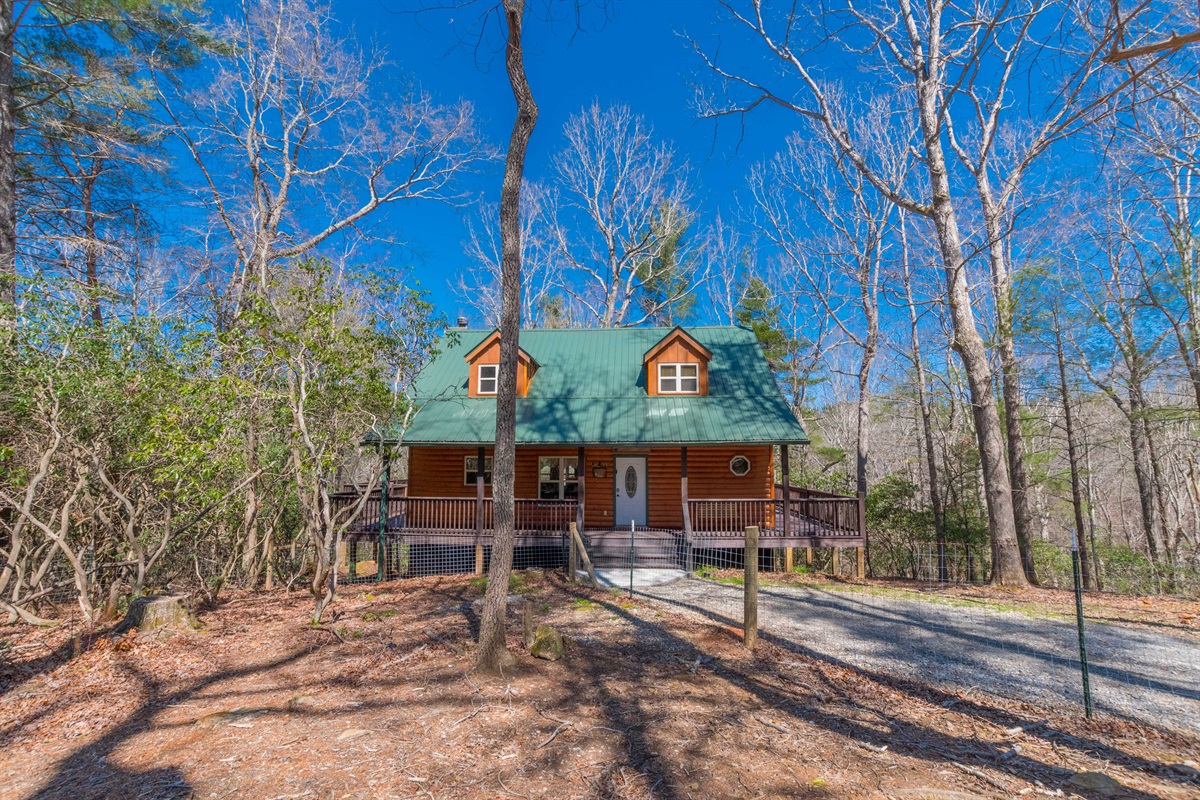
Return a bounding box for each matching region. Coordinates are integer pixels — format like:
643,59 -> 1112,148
781,444 -> 791,571
857,492 -> 868,579
805,546 -> 813,568
475,446 -> 486,575
744,525 -> 759,649
377,452 -> 390,583
680,446 -> 692,544
856,546 -> 866,580
576,446 -> 586,532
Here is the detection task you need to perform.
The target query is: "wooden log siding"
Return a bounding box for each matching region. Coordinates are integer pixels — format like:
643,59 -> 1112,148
407,444 -> 773,529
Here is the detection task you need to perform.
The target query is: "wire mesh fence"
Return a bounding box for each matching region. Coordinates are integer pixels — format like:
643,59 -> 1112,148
327,518 -> 1200,735
338,532 -> 569,585
871,540 -> 1200,598
628,533 -> 1200,736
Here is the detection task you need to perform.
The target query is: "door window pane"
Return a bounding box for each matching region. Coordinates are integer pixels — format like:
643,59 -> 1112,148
624,465 -> 638,498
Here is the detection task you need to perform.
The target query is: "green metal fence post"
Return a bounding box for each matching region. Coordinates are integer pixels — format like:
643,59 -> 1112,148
1071,528 -> 1094,718
378,452 -> 390,583
629,521 -> 635,600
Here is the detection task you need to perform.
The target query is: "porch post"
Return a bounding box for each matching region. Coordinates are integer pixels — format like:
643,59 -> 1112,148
857,491 -> 868,580
576,446 -> 586,533
680,446 -> 692,536
377,451 -> 390,583
781,444 -> 791,571
681,447 -> 693,573
475,445 -> 485,575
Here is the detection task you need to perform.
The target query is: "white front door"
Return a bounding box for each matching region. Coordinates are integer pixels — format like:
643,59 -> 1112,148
614,456 -> 648,527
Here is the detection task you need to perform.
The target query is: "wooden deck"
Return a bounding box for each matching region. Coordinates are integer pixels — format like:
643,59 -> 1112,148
333,484 -> 865,550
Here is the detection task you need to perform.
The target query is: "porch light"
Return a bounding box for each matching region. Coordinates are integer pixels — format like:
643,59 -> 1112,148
592,463 -> 607,478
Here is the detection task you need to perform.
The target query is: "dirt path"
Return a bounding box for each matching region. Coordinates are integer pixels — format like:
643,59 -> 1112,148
639,577 -> 1200,735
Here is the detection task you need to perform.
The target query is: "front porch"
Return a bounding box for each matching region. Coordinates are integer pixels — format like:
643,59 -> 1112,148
338,486 -> 864,549
332,444 -> 866,581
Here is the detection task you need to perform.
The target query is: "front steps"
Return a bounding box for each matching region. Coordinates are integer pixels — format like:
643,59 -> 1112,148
582,529 -> 683,569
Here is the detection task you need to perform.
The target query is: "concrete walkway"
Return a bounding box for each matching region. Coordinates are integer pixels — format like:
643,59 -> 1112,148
581,568 -> 688,588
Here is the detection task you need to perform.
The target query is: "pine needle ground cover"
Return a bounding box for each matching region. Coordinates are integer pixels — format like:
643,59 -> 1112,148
1,574 -> 1197,800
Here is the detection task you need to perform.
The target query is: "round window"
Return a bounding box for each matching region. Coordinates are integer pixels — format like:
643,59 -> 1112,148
624,465 -> 639,497
729,455 -> 751,477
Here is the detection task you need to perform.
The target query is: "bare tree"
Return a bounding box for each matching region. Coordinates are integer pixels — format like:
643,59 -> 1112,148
476,0 -> 538,675
898,210 -> 947,577
156,0 -> 486,318
1116,89 -> 1200,414
704,212 -> 757,325
692,0 -> 1045,584
1066,192 -> 1172,565
751,108 -> 903,500
456,181 -> 565,327
553,102 -> 696,327
0,0 -> 15,321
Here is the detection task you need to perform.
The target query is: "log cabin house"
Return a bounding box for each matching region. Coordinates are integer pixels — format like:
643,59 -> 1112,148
345,325 -> 865,579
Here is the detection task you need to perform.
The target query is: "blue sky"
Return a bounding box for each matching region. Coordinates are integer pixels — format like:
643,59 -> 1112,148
337,0 -> 797,321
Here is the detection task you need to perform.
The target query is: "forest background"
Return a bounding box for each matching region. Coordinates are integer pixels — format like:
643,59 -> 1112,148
3,0 -> 1199,626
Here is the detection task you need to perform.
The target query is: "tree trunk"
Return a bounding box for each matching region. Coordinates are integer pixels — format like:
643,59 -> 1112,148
901,219 -> 946,579
240,420 -> 260,587
0,0 -> 15,322
477,0 -> 538,674
855,297 -> 878,499
81,163 -> 104,326
1081,430 -> 1102,585
1127,388 -> 1166,563
1054,314 -> 1093,589
972,115 -> 1037,586
911,63 -> 1026,586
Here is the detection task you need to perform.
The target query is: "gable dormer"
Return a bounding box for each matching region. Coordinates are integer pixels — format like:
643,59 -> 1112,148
464,331 -> 538,398
643,326 -> 712,396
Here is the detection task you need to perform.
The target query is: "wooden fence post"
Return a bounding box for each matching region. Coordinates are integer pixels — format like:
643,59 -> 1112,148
568,529 -> 579,583
744,525 -> 759,649
570,522 -> 598,589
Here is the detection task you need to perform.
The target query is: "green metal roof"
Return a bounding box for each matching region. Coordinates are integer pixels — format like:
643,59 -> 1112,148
389,326 -> 809,446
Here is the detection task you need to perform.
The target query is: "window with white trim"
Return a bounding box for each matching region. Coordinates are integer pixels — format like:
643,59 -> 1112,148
477,364 -> 498,395
464,456 -> 493,485
658,362 -> 700,393
538,457 -> 579,500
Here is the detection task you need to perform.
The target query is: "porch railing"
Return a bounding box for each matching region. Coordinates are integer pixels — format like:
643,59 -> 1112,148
332,494 -> 578,535
688,492 -> 864,538
775,484 -> 863,536
688,499 -> 776,533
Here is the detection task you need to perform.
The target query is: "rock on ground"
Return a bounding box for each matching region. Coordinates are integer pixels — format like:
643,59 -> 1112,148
116,595 -> 198,634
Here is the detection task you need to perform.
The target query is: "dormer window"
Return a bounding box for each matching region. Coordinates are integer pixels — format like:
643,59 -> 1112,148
477,364 -> 498,395
465,331 -> 538,397
659,363 -> 699,394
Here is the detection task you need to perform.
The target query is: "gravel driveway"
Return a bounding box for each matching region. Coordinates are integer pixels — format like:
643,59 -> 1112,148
638,577 -> 1200,735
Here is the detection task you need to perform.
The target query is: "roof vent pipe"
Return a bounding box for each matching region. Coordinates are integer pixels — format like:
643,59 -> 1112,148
455,316 -> 468,328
